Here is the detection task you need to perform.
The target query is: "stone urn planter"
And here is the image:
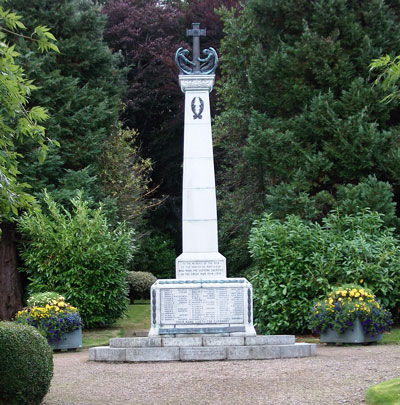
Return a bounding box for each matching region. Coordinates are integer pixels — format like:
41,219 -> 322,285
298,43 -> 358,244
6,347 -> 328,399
320,319 -> 382,344
50,328 -> 82,350
309,286 -> 392,345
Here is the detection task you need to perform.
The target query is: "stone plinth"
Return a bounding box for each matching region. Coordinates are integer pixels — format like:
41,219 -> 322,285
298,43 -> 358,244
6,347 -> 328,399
148,278 -> 256,337
89,335 -> 316,362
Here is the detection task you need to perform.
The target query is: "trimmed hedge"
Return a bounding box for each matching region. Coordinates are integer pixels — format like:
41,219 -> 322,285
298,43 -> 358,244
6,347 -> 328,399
0,322 -> 53,405
127,271 -> 156,302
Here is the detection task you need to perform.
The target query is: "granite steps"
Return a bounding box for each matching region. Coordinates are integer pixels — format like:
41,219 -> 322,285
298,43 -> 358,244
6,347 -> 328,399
89,335 -> 316,362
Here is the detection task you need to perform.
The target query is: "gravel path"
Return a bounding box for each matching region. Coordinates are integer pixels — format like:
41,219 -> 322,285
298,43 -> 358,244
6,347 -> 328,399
43,344 -> 400,405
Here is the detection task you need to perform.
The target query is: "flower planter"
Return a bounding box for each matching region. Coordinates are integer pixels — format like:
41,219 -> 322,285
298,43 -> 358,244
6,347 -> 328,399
50,328 -> 82,350
320,319 -> 382,344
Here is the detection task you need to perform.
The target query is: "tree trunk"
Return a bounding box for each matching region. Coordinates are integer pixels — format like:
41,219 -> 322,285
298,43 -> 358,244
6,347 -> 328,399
0,222 -> 22,320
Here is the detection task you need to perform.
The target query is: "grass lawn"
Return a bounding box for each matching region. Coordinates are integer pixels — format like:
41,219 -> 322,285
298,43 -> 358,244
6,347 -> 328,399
82,301 -> 150,348
381,327 -> 400,345
366,377 -> 400,405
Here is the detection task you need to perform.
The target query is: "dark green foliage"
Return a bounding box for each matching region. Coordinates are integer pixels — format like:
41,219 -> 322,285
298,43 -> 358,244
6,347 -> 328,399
131,234 -> 176,279
216,0 -> 400,276
249,210 -> 400,334
8,0 -> 126,207
18,193 -> 133,328
334,175 -> 399,229
0,322 -> 53,405
127,271 -> 157,302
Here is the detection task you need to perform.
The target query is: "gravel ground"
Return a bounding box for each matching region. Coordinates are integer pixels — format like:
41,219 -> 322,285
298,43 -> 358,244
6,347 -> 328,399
43,344 -> 400,405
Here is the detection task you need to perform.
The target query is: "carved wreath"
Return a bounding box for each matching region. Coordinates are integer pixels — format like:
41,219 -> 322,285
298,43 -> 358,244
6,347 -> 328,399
191,97 -> 204,119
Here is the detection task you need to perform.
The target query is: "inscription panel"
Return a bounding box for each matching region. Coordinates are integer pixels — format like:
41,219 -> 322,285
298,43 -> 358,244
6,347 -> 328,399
160,287 -> 243,325
176,260 -> 225,279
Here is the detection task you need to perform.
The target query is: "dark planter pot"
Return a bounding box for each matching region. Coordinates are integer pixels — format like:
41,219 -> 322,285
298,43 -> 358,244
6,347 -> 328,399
50,328 -> 82,350
320,319 -> 382,344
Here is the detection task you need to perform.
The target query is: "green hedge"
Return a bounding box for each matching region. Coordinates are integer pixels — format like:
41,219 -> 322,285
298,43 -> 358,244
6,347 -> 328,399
249,210 -> 400,334
0,322 -> 53,405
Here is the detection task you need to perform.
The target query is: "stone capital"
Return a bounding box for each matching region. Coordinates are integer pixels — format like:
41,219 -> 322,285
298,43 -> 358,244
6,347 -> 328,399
179,74 -> 215,93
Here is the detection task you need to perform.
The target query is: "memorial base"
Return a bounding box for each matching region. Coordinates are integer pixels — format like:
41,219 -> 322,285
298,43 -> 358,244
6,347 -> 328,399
148,278 -> 256,337
89,335 -> 317,362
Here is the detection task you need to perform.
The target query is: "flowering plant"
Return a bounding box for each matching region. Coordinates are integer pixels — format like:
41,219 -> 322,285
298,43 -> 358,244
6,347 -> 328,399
309,285 -> 392,338
16,294 -> 83,343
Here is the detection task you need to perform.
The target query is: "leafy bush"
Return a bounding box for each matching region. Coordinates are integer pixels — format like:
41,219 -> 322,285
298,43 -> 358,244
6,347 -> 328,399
249,210 -> 400,334
18,192 -> 134,328
16,295 -> 83,343
0,322 -> 53,405
309,284 -> 392,337
127,271 -> 157,302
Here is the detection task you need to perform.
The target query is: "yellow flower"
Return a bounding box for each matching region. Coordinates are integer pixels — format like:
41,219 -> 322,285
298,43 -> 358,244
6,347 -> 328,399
359,297 -> 363,301
360,279 -> 363,284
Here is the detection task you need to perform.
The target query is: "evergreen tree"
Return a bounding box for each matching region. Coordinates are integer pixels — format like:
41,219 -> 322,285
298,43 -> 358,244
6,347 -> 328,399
8,0 -> 126,209
216,0 -> 400,275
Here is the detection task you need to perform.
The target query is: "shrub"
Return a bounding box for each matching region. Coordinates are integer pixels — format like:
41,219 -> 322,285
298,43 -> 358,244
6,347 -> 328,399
309,284 -> 392,337
16,295 -> 83,343
18,192 -> 134,328
248,210 -> 400,334
127,271 -> 157,302
0,322 -> 53,405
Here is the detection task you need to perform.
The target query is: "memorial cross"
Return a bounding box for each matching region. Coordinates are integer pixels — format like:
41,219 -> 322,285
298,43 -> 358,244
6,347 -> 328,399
186,23 -> 206,73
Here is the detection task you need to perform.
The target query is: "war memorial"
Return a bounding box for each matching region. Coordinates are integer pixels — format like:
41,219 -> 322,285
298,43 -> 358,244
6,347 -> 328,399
89,24 -> 316,362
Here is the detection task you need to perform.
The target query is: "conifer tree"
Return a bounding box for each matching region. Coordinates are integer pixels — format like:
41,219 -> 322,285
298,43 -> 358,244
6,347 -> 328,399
216,0 -> 400,275
8,0 -> 126,207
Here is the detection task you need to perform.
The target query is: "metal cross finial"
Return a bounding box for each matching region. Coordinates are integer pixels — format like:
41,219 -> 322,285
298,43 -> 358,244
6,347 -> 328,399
175,23 -> 218,75
186,23 -> 206,73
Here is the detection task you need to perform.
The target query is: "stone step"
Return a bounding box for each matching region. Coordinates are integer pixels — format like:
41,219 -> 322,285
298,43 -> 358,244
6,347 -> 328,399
109,335 -> 295,349
89,342 -> 316,362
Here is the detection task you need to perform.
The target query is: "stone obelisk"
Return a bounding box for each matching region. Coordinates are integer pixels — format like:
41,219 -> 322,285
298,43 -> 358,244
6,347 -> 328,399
148,23 -> 256,337
175,24 -> 226,280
